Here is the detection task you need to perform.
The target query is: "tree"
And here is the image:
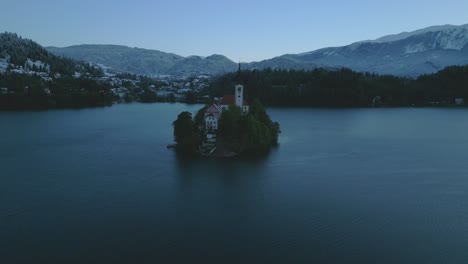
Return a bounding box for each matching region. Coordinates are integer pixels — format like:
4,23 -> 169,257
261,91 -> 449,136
167,93 -> 176,103
185,91 -> 197,103
218,105 -> 241,143
244,114 -> 272,152
172,111 -> 196,154
249,99 -> 280,146
194,105 -> 209,128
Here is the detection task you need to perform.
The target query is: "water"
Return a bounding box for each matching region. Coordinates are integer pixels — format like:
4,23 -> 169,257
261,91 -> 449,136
1,103 -> 468,263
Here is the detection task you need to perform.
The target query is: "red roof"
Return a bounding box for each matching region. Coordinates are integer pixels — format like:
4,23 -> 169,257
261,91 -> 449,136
219,94 -> 249,106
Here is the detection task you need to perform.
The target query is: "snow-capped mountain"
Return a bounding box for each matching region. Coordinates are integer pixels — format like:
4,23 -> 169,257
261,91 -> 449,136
45,24 -> 468,77
255,24 -> 468,76
371,24 -> 468,46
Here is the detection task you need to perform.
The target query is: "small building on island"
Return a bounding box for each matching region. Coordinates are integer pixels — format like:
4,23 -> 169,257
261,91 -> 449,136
205,104 -> 220,131
204,79 -> 249,139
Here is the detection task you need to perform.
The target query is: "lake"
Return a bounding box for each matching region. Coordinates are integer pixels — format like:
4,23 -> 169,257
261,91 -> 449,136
1,103 -> 468,263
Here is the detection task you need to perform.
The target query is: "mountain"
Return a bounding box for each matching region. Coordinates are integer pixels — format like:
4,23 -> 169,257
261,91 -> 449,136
169,54 -> 238,76
247,55 -> 328,71
45,24 -> 468,77
256,24 -> 468,76
46,45 -> 237,76
46,45 -> 182,75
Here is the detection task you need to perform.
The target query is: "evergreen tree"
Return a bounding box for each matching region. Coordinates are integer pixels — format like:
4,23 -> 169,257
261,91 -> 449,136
172,111 -> 196,154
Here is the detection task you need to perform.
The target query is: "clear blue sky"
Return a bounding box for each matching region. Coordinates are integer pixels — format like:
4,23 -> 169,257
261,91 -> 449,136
2,0 -> 468,62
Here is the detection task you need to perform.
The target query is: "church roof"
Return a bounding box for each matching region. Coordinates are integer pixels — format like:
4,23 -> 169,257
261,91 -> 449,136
219,94 -> 249,106
206,104 -> 220,113
205,104 -> 220,119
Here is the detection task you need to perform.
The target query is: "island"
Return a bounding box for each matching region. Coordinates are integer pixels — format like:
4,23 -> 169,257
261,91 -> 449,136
172,70 -> 280,157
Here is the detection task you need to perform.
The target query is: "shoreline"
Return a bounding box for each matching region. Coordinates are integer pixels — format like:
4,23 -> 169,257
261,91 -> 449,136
2,100 -> 468,112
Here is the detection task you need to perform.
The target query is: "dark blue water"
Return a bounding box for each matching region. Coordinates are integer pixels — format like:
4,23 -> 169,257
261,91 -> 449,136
1,103 -> 468,263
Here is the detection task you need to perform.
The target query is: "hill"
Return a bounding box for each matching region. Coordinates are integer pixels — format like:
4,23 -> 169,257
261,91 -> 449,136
1,32 -> 103,77
0,32 -> 113,110
46,45 -> 237,76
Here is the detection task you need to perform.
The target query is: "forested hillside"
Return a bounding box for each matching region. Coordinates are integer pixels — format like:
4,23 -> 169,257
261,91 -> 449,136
1,33 -> 103,76
210,66 -> 468,107
0,33 -> 113,110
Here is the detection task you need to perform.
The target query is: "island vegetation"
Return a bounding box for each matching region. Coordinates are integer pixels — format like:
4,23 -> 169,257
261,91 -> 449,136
172,99 -> 280,157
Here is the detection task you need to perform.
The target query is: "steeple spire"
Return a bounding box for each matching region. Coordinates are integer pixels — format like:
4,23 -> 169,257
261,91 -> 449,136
236,62 -> 241,84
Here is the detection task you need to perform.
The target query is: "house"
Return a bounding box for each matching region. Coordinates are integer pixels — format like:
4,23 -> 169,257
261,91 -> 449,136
204,104 -> 221,132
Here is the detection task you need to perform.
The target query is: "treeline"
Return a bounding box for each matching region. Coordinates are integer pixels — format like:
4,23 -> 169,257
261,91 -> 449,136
0,73 -> 114,110
209,65 -> 468,107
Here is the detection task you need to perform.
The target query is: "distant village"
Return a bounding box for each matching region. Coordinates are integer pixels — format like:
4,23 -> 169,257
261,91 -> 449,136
0,55 -> 212,103
106,74 -> 211,103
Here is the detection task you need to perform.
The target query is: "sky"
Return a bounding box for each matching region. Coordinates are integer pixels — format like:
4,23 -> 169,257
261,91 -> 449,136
2,0 -> 468,62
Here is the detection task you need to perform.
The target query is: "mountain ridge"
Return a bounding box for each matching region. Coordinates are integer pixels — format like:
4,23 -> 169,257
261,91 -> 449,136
45,23 -> 468,77
46,44 -> 237,76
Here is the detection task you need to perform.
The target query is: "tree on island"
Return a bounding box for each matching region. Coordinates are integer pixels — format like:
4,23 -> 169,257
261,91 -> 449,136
244,99 -> 280,151
218,105 -> 242,149
218,99 -> 280,154
172,111 -> 196,154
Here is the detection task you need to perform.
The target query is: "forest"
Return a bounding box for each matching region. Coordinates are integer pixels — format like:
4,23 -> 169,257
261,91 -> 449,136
0,73 -> 114,110
209,65 -> 468,107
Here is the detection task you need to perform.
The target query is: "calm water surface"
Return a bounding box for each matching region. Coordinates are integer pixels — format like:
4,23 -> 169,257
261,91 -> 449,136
1,103 -> 468,263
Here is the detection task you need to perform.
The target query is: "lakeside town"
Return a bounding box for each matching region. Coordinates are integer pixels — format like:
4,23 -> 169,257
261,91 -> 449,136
0,54 -> 212,104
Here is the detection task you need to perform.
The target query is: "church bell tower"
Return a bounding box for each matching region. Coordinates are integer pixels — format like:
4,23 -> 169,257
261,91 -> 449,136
235,84 -> 243,108
235,63 -> 243,108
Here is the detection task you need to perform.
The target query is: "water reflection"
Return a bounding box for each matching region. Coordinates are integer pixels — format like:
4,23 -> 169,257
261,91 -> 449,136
173,150 -> 274,190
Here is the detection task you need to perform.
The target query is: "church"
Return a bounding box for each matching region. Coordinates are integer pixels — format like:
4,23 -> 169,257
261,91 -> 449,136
204,72 -> 249,135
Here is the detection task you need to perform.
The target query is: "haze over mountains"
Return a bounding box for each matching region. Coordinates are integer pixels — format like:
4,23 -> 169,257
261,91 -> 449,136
45,24 -> 468,77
